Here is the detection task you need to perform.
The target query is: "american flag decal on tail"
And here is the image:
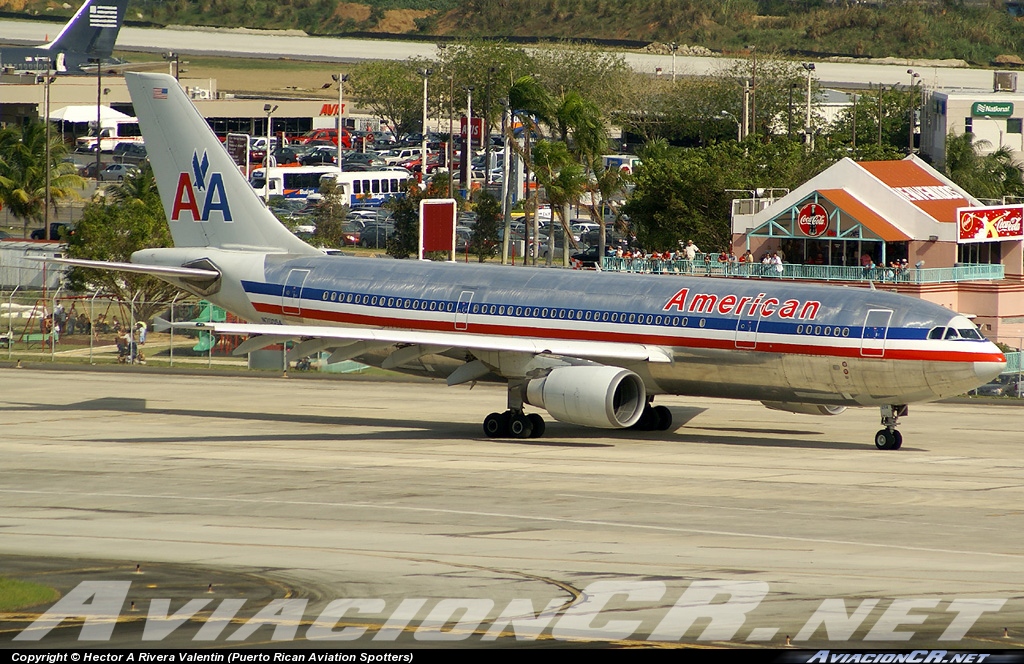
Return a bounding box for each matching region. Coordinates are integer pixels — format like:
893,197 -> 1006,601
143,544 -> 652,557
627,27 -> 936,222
153,88 -> 168,99
88,4 -> 119,28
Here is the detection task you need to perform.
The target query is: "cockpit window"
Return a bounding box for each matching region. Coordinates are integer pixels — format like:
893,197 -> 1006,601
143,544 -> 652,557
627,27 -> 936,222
944,328 -> 960,340
958,328 -> 982,340
928,327 -> 945,340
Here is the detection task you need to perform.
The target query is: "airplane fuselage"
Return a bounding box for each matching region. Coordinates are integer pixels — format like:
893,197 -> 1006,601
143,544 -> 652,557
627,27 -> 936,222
142,247 -> 1005,409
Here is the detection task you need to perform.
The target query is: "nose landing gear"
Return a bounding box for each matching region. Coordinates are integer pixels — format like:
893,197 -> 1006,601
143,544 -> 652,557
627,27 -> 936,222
875,404 -> 907,450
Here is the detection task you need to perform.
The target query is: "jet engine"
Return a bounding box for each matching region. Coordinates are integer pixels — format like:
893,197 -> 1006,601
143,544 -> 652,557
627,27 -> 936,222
761,401 -> 847,416
524,366 -> 646,428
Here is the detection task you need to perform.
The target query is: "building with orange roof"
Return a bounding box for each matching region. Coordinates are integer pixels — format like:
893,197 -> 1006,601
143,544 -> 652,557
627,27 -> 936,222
731,155 -> 1024,342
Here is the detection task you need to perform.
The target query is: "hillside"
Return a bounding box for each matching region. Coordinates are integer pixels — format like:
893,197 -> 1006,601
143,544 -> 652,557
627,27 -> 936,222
4,0 -> 1024,65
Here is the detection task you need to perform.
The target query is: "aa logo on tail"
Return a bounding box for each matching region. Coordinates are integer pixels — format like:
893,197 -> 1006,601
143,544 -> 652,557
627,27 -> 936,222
171,151 -> 233,223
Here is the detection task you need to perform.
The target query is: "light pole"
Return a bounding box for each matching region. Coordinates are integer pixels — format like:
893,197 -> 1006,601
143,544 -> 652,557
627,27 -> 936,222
263,103 -> 277,203
418,68 -> 432,184
983,115 -> 1005,151
802,62 -> 816,150
720,110 -> 741,142
465,85 -> 474,196
788,83 -> 796,139
906,68 -> 920,154
35,57 -> 53,238
162,51 -> 179,80
332,73 -> 348,172
670,41 -> 678,82
749,45 -> 756,136
90,57 -> 102,182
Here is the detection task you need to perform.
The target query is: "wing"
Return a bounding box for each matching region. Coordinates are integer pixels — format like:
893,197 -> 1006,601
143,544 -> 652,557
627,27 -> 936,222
160,319 -> 673,383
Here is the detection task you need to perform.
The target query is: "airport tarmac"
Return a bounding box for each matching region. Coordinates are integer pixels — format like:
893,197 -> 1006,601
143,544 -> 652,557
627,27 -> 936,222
1,366 -> 1023,648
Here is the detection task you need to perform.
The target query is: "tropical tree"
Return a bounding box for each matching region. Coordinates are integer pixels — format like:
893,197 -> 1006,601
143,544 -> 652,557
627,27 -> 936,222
506,75 -> 554,265
310,180 -> 351,249
944,131 -> 1024,202
65,164 -> 179,322
470,190 -> 501,263
533,140 -> 587,265
348,59 -> 433,138
0,121 -> 84,238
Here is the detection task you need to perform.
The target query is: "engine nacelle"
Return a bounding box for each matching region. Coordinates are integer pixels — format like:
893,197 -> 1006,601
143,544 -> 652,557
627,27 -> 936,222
761,401 -> 847,416
524,366 -> 646,428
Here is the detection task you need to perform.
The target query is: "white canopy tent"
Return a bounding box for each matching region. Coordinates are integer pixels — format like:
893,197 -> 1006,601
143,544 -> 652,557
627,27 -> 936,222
47,105 -> 130,123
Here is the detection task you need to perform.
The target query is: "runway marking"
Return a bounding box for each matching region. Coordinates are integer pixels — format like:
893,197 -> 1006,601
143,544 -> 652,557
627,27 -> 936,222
2,488 -> 1022,560
555,493 -> 1014,533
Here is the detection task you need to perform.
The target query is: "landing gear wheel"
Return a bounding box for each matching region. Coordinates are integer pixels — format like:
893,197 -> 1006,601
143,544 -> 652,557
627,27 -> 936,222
483,412 -> 509,438
653,405 -> 673,431
527,413 -> 545,438
508,413 -> 534,439
874,429 -> 899,450
631,405 -> 655,431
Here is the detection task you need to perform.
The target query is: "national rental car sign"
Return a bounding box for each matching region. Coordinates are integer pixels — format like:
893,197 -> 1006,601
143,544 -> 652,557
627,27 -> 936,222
971,101 -> 1014,117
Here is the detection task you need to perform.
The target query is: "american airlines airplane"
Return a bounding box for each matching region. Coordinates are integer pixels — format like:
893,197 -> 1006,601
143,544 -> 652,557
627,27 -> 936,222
56,73 -> 1006,450
0,0 -> 128,75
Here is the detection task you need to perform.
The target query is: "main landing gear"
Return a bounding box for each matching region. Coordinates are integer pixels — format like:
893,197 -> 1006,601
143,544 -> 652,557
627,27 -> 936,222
631,403 -> 673,432
874,404 -> 907,450
483,410 -> 545,439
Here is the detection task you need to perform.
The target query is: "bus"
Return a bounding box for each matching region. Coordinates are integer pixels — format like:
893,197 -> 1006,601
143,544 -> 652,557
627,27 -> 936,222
249,167 -> 412,206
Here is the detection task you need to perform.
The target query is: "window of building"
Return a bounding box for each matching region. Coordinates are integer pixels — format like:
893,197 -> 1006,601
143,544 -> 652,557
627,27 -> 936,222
958,242 -> 1002,265
965,117 -> 973,133
1009,118 -> 1023,134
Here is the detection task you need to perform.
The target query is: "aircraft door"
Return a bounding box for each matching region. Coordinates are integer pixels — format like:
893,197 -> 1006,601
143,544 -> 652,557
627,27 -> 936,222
282,269 -> 310,317
860,309 -> 892,358
735,310 -> 760,349
455,290 -> 473,330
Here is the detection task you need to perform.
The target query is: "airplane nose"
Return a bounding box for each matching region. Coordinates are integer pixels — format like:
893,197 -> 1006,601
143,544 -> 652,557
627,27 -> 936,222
975,345 -> 1007,384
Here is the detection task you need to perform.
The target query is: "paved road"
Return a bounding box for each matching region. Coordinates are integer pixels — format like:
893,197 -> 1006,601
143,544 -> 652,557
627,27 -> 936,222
0,18 -> 998,90
0,367 -> 1022,648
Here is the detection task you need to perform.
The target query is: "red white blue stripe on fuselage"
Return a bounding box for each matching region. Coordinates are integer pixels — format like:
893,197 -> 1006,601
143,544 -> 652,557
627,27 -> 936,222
238,277 -> 1003,365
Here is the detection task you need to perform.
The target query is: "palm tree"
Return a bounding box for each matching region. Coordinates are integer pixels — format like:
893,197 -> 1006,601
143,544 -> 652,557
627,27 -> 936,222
533,140 -> 586,266
105,162 -> 160,207
0,121 -> 84,238
945,131 -> 1024,202
507,76 -> 553,265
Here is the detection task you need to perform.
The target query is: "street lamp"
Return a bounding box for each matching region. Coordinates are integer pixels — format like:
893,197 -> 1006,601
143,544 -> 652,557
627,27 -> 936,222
465,85 -> 475,196
332,73 -> 348,171
983,115 -> 1004,151
418,68 -> 432,184
162,51 -> 179,81
802,62 -> 816,150
34,57 -> 53,238
88,57 -> 102,186
720,110 -> 741,142
670,41 -> 678,82
263,103 -> 277,203
907,68 -> 920,154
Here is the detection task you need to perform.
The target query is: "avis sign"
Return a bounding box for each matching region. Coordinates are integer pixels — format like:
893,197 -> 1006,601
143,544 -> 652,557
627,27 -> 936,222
957,204 -> 1024,243
797,203 -> 829,237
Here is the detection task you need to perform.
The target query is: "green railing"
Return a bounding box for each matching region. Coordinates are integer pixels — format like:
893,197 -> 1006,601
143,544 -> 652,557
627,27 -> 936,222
1005,351 -> 1022,374
600,256 -> 1005,284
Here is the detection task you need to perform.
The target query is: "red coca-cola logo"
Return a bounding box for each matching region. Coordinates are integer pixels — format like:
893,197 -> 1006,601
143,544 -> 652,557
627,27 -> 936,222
798,203 -> 829,237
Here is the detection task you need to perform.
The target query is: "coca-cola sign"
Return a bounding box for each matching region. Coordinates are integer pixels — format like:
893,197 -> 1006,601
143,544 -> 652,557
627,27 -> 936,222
797,203 -> 829,237
957,205 -> 1024,243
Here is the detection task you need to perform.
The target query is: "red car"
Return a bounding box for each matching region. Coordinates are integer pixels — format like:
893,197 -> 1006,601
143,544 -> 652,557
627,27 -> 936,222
295,128 -> 352,150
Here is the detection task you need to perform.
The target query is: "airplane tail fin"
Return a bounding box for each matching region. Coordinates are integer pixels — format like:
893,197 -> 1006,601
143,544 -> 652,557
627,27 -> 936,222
45,0 -> 130,59
124,72 -> 320,254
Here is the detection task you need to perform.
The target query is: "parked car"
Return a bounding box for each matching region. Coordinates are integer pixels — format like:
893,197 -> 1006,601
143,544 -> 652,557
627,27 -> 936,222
298,146 -> 338,165
973,376 -> 1023,397
99,163 -> 140,182
359,222 -> 395,248
30,222 -> 73,241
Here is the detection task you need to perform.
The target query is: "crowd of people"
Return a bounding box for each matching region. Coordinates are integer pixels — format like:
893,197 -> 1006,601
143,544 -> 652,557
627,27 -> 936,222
31,303 -> 148,362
